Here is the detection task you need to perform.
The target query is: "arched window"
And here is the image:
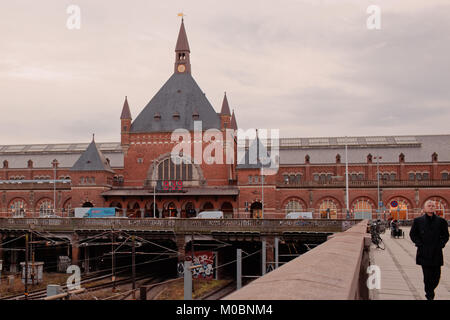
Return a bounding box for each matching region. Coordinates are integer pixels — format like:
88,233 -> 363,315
352,199 -> 373,220
39,200 -> 54,217
220,202 -> 233,219
185,202 -> 196,218
157,158 -> 195,181
285,200 -> 303,214
319,199 -> 338,219
250,202 -> 262,219
388,198 -> 409,220
10,199 -> 26,217
289,175 -> 296,184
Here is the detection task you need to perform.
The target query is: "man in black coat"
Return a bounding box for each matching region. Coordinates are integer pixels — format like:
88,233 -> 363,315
410,200 -> 449,300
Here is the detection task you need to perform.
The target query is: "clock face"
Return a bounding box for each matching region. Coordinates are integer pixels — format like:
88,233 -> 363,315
177,64 -> 186,73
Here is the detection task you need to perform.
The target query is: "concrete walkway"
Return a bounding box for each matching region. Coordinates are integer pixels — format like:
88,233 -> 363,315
370,226 -> 450,300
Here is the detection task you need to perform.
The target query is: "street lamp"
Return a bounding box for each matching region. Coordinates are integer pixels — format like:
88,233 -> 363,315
374,156 -> 382,220
151,160 -> 159,218
345,137 -> 350,219
52,159 -> 58,215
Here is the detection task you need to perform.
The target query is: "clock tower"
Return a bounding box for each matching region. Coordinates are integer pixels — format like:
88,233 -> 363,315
174,18 -> 191,74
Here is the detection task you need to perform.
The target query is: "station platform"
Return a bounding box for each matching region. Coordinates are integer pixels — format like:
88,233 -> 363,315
371,226 -> 450,300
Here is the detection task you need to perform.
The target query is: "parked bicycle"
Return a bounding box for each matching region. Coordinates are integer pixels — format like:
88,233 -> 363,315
370,222 -> 385,250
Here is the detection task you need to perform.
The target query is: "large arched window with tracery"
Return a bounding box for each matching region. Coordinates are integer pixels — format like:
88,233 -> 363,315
157,157 -> 194,181
352,199 -> 373,220
39,200 -> 54,217
388,198 -> 410,220
319,199 -> 338,219
285,200 -> 303,214
10,199 -> 27,217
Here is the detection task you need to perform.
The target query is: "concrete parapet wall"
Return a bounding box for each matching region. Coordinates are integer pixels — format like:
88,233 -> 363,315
223,220 -> 370,300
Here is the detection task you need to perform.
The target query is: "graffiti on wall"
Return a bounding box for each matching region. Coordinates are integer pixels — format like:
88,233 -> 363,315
185,251 -> 215,279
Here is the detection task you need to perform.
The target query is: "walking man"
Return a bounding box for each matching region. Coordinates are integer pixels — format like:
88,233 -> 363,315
410,200 -> 449,300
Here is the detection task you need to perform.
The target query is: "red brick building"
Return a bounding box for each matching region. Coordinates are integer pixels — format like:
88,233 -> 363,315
1,20 -> 449,220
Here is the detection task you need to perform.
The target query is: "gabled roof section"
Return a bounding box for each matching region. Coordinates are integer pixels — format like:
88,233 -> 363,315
120,96 -> 132,120
220,92 -> 231,116
130,73 -> 221,133
70,138 -> 114,172
175,19 -> 190,52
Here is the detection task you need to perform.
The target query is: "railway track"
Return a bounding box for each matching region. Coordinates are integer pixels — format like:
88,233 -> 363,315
1,270 -> 114,300
1,270 -> 153,300
200,281 -> 236,300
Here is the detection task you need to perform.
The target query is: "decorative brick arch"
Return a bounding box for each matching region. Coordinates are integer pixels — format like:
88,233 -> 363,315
351,196 -> 376,210
109,200 -> 123,208
8,197 -> 29,217
201,201 -> 215,211
314,196 -> 342,211
181,200 -> 196,218
314,196 -> 342,219
145,152 -> 206,186
281,197 -> 307,213
220,202 -> 234,218
35,197 -> 54,216
386,196 -> 413,220
351,196 -> 376,219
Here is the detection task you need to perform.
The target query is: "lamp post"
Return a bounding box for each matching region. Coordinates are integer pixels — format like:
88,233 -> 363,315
52,159 -> 58,215
261,165 -> 264,219
151,160 -> 158,218
345,138 -> 350,219
374,156 -> 382,220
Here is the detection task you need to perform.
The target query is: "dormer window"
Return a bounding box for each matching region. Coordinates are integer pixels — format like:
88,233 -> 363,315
173,111 -> 180,120
192,111 -> 199,120
154,113 -> 161,121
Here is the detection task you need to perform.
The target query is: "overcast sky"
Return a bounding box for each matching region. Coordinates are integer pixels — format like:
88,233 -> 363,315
1,0 -> 449,145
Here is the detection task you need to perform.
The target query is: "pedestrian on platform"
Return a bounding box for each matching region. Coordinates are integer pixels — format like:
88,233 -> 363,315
409,200 -> 449,300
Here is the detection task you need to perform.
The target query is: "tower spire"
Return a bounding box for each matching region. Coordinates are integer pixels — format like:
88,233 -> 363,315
120,96 -> 132,120
231,109 -> 238,130
220,92 -> 231,116
174,18 -> 191,74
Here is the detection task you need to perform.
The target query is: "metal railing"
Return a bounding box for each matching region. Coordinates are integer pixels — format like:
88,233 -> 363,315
0,218 -> 359,234
276,179 -> 450,188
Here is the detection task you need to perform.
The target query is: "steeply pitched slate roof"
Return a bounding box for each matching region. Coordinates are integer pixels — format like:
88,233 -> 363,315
175,19 -> 190,52
120,96 -> 132,120
220,93 -> 231,116
231,110 -> 238,130
130,73 -> 221,133
70,139 -> 114,172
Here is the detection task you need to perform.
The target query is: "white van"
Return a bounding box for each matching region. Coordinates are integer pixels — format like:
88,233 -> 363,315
285,212 -> 313,219
195,211 -> 224,219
